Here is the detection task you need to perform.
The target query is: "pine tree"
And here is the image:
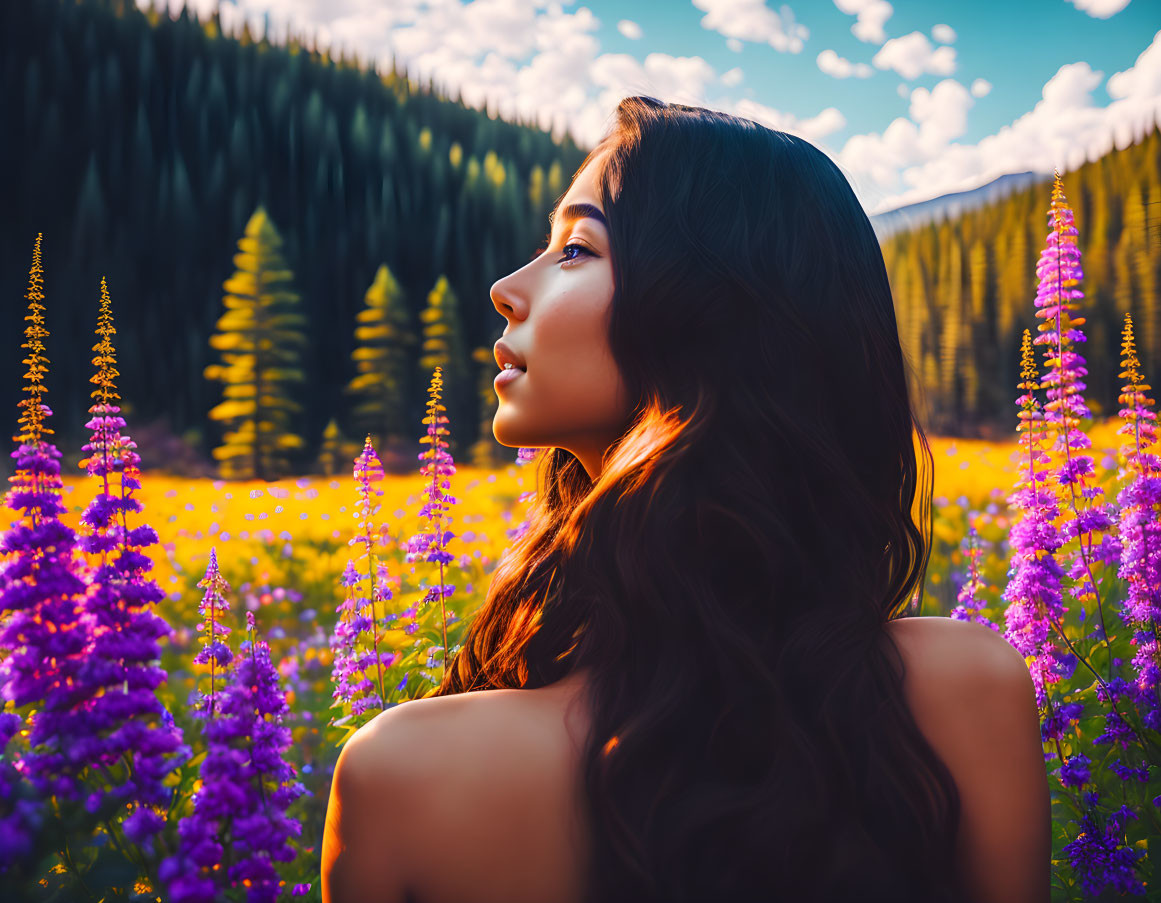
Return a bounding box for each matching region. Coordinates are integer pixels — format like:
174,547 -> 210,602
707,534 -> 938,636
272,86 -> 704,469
418,275 -> 469,457
344,263 -> 417,455
966,239 -> 989,416
204,206 -> 308,481
1125,183 -> 1159,365
938,224 -> 964,429
999,213 -> 1029,340
313,417 -> 359,476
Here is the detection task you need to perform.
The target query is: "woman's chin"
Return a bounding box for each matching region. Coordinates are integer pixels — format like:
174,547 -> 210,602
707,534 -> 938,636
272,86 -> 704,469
492,418 -> 531,450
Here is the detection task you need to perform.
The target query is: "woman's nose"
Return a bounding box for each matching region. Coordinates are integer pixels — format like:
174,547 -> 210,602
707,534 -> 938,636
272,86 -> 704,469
491,271 -> 527,321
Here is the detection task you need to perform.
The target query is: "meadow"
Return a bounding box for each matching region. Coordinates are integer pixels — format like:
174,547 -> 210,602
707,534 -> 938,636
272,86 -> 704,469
1,171 -> 1159,902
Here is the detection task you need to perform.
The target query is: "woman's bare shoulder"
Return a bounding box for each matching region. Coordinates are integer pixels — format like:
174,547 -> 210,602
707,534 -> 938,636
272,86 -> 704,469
885,616 -> 1051,903
885,614 -> 1029,675
342,682 -> 592,903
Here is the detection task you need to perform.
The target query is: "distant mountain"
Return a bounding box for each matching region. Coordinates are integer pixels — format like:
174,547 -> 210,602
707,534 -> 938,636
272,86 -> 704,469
868,171 -> 1052,241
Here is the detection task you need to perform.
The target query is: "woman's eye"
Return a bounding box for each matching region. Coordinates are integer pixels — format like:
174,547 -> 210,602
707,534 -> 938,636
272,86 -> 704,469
557,242 -> 592,264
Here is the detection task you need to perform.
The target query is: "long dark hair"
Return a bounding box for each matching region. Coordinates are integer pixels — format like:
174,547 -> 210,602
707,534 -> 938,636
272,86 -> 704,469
430,95 -> 964,903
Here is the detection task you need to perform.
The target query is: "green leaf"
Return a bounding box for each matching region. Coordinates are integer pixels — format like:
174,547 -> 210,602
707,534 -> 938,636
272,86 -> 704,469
86,844 -> 139,893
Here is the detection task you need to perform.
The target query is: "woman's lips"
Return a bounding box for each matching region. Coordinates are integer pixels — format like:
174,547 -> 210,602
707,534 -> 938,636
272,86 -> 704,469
494,367 -> 525,388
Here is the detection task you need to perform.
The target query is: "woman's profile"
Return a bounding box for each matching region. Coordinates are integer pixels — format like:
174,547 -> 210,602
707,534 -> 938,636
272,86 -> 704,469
321,95 -> 1050,903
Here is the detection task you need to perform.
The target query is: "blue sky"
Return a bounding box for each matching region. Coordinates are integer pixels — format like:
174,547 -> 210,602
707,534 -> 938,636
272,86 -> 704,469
588,0 -> 1156,145
150,0 -> 1161,214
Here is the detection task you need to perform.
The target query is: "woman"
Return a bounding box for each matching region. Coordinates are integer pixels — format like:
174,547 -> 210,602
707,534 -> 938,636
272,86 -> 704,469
322,95 -> 1049,903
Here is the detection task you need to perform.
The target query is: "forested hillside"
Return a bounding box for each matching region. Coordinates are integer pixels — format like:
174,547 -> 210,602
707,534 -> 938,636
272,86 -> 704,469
1,0 -> 587,467
882,121 -> 1160,436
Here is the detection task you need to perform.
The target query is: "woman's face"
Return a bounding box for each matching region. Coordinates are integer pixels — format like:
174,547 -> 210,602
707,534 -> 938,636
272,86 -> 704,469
490,150 -> 631,481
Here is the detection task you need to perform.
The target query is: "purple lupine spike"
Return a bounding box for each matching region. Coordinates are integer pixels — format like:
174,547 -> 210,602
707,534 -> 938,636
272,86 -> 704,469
949,524 -> 999,631
159,635 -> 305,903
1115,313 -> 1160,479
328,560 -> 389,718
1033,172 -> 1120,630
193,548 -> 234,718
405,368 -> 459,676
1001,330 -> 1068,710
56,276 -> 192,846
341,437 -> 393,712
1113,313 -> 1161,730
0,235 -> 93,810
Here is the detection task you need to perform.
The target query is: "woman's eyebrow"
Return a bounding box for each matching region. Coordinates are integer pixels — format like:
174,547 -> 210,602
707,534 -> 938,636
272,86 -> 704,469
548,202 -> 607,231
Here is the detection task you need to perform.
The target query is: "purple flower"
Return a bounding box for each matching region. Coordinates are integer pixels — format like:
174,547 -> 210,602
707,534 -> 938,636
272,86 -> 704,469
0,707 -> 43,873
1058,752 -> 1090,788
1041,701 -> 1083,743
1107,758 -> 1151,783
160,636 -> 305,903
193,548 -> 234,717
1032,173 -> 1119,633
1001,330 -> 1067,709
1063,810 -> 1146,896
404,368 -> 460,674
949,525 -> 999,631
1115,313 -> 1161,479
0,238 -> 95,812
1112,314 -> 1161,727
330,438 -> 396,718
50,277 -> 193,841
329,560 -> 392,718
508,442 -> 539,543
1093,708 -> 1135,750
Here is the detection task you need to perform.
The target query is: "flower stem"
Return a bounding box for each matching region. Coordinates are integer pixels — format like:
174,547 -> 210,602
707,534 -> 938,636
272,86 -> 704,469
365,505 -> 387,711
1051,203 -> 1113,681
1047,611 -> 1161,763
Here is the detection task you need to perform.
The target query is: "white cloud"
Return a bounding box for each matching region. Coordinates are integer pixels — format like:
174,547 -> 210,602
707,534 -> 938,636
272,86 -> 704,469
837,31 -> 1161,214
817,49 -> 874,79
872,31 -> 956,79
1065,0 -> 1131,18
617,19 -> 642,40
730,98 -> 847,143
726,37 -> 744,52
931,23 -> 956,44
590,52 -> 720,107
833,0 -> 893,44
721,66 -> 745,86
970,77 -> 992,97
837,78 -> 973,193
1107,34 -> 1161,99
583,55 -> 846,147
897,82 -> 909,98
692,0 -> 809,53
909,79 -> 974,150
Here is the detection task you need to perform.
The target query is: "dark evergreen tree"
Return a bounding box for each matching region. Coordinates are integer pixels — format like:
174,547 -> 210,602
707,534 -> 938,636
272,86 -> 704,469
344,263 -> 417,470
418,275 -> 470,459
204,206 -> 308,480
